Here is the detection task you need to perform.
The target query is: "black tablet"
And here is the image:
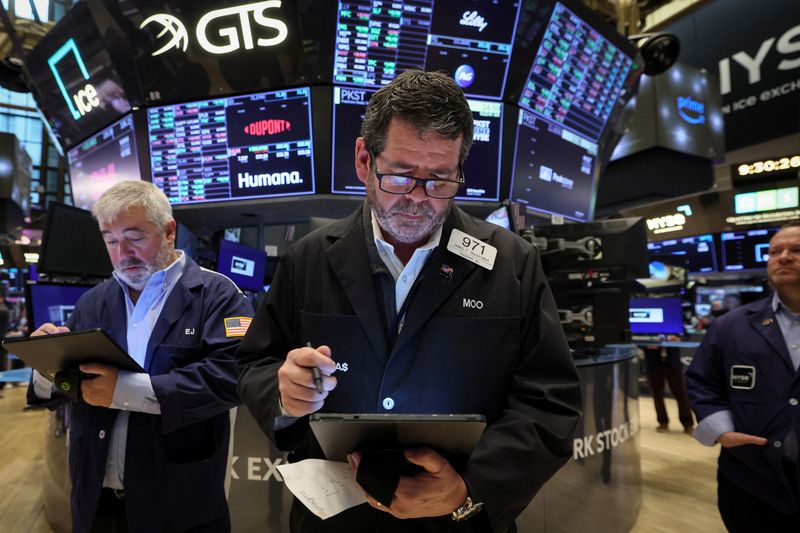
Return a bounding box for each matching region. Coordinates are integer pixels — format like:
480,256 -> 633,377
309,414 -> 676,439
2,328 -> 144,381
309,413 -> 486,462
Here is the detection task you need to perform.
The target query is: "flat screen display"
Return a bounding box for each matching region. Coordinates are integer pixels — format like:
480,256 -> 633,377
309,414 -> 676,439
518,1 -> 634,143
148,87 -> 315,205
629,297 -> 683,335
720,228 -> 778,272
333,0 -> 521,99
216,239 -> 267,292
26,282 -> 93,329
38,203 -> 112,278
67,114 -> 142,211
509,108 -> 597,221
647,234 -> 718,274
330,87 -> 502,201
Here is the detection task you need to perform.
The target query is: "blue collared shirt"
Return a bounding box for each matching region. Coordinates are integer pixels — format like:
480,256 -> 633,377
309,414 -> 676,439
694,292 -> 800,446
101,250 -> 186,488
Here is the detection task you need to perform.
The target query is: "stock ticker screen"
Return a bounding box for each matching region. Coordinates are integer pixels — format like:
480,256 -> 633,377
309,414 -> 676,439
148,88 -> 315,205
647,234 -> 719,274
333,0 -> 521,99
519,1 -> 633,143
68,114 -> 142,211
720,228 -> 778,272
330,86 -> 502,201
509,108 -> 597,222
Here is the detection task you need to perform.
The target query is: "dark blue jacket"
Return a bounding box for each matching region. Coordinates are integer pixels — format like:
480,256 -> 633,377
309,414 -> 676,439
30,257 -> 253,532
686,295 -> 800,513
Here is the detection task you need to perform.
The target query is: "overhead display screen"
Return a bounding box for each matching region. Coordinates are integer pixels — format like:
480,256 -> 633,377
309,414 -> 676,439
509,108 -> 597,222
518,1 -> 634,143
67,114 -> 142,211
647,234 -> 718,274
629,297 -> 684,335
148,87 -> 315,205
720,227 -> 778,272
333,0 -> 521,99
330,87 -> 501,201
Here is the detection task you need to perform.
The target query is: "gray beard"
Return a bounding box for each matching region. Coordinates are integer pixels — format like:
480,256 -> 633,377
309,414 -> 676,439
367,179 -> 451,244
115,242 -> 175,291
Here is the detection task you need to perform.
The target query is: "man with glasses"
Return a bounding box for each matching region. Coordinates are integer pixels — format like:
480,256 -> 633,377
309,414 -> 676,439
237,70 -> 581,532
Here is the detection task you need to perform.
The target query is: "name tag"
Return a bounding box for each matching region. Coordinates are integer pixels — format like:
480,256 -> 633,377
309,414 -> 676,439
730,365 -> 756,390
447,229 -> 497,270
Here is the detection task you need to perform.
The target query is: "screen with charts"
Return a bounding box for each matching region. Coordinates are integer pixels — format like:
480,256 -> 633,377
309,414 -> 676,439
629,297 -> 684,335
720,228 -> 779,272
518,1 -> 634,143
330,87 -> 502,201
333,0 -> 521,99
509,108 -> 597,221
148,88 -> 315,205
216,239 -> 267,292
647,234 -> 718,274
67,114 -> 142,211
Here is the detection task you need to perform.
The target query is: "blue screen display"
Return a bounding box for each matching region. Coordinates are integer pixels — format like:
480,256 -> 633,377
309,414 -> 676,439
216,240 -> 267,292
629,297 -> 684,335
27,283 -> 93,329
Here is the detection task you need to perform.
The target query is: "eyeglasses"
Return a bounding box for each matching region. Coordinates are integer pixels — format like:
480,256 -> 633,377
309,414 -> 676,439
371,157 -> 465,199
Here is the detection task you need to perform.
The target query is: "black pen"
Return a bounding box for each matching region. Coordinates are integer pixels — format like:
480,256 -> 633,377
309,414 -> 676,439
307,342 -> 325,394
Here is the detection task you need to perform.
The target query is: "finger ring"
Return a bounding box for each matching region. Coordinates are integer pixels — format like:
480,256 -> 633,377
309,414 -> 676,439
376,502 -> 382,508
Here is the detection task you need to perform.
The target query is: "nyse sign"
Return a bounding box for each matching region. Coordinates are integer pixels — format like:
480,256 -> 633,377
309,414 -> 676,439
141,0 -> 288,56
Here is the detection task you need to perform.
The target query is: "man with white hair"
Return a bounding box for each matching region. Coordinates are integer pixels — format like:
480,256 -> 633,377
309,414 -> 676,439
28,180 -> 254,533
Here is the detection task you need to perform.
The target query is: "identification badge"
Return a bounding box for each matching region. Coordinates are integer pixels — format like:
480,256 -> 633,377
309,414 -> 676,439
730,365 -> 756,390
447,229 -> 497,270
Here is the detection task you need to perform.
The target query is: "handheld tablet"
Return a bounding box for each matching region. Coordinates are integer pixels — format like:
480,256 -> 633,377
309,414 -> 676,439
2,328 -> 144,381
309,413 -> 486,462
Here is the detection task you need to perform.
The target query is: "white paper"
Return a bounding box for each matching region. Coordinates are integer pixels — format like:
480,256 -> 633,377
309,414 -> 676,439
276,459 -> 368,520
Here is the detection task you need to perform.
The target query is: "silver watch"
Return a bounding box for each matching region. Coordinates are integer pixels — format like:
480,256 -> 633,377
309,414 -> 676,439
451,496 -> 484,521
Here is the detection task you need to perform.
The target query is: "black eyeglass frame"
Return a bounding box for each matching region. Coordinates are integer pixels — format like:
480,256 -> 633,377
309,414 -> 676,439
368,151 -> 465,199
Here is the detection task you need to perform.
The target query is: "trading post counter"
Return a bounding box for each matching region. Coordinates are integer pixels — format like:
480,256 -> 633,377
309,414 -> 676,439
40,346 -> 640,532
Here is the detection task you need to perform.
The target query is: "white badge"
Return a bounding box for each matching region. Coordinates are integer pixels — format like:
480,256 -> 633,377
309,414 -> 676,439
447,229 -> 497,270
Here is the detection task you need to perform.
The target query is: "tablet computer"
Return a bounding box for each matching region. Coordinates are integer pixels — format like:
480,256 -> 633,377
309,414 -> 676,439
309,413 -> 486,462
2,328 -> 144,381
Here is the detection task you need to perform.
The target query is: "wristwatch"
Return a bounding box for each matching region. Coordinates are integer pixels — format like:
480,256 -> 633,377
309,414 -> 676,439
451,495 -> 484,521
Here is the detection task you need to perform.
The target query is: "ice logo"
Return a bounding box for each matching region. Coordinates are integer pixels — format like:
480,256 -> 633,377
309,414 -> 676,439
454,65 -> 475,88
140,14 -> 189,56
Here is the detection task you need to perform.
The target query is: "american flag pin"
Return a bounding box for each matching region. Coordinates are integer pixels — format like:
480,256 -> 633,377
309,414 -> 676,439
763,318 -> 773,326
439,264 -> 454,282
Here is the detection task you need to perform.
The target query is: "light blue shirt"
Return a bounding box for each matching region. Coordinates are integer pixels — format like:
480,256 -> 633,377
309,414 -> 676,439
694,292 -> 800,446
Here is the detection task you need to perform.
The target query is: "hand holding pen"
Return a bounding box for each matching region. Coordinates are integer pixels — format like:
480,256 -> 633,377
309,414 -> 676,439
276,342 -> 338,417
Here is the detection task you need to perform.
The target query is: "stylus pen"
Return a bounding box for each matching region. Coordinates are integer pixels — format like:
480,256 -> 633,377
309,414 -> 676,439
307,342 -> 325,394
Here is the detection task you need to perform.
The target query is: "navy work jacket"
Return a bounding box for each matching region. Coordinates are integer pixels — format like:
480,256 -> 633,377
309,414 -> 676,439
29,257 -> 252,533
686,295 -> 800,514
237,206 -> 582,533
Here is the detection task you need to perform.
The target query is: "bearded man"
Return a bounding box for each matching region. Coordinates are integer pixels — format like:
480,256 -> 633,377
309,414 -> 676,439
29,180 -> 253,533
236,70 -> 581,533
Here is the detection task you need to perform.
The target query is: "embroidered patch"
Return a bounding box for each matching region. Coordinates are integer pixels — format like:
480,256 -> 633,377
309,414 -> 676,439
730,365 -> 756,390
224,316 -> 252,337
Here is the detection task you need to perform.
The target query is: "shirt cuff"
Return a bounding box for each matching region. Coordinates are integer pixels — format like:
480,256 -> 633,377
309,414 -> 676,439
31,369 -> 54,399
111,371 -> 161,414
694,409 -> 734,446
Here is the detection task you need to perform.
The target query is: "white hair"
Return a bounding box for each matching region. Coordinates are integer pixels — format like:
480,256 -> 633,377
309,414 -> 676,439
91,181 -> 173,229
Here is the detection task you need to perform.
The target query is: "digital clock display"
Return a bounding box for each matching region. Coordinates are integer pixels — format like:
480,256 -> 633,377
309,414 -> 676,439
737,155 -> 800,176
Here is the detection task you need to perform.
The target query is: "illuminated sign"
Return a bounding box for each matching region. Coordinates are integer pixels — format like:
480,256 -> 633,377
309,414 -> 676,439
677,95 -> 705,125
47,38 -> 99,120
734,186 -> 798,214
243,119 -> 292,136
735,155 -> 800,177
460,11 -> 488,32
646,204 -> 693,234
140,0 -> 288,56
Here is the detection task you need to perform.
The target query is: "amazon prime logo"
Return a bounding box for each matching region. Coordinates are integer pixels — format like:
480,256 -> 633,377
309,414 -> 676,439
140,14 -> 189,56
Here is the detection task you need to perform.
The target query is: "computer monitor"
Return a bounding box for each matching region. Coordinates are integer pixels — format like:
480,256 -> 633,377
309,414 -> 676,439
719,228 -> 778,272
330,87 -> 503,201
332,1 -> 523,99
216,240 -> 267,292
629,297 -> 684,335
38,202 -> 112,278
67,114 -> 142,211
148,87 -> 315,205
694,285 -> 764,316
647,234 -> 718,274
25,281 -> 94,329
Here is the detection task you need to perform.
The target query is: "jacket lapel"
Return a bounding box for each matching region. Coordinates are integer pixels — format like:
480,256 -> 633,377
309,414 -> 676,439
104,281 -> 129,350
749,299 -> 794,372
326,211 -> 389,363
392,208 -> 488,356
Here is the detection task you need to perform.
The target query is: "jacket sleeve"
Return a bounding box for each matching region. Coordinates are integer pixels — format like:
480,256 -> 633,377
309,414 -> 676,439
150,279 -> 254,433
463,247 -> 582,533
685,319 -> 731,422
235,248 -> 304,445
